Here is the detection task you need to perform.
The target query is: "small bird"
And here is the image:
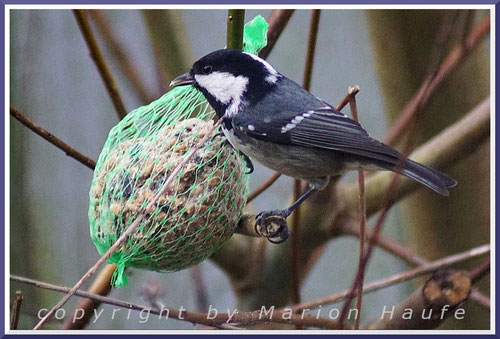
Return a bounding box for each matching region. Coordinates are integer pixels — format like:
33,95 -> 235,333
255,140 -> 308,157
170,49 -> 456,242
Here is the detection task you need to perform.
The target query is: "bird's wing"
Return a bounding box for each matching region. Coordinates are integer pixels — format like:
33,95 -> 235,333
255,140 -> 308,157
234,107 -> 402,164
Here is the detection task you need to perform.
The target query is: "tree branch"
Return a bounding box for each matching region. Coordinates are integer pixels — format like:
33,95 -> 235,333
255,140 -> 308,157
383,14 -> 490,145
366,270 -> 471,330
11,274 -> 341,329
60,264 -> 116,330
10,291 -> 23,330
73,10 -> 127,119
142,10 -> 195,93
343,96 -> 490,217
288,243 -> 489,312
88,10 -> 154,104
258,10 -> 295,59
10,106 -> 96,170
226,10 -> 245,50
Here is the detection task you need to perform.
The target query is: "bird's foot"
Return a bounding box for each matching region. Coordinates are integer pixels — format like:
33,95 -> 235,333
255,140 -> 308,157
254,210 -> 290,244
212,130 -> 230,145
239,152 -> 254,174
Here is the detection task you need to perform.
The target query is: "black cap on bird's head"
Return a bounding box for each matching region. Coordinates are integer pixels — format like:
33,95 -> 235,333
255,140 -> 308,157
170,49 -> 281,117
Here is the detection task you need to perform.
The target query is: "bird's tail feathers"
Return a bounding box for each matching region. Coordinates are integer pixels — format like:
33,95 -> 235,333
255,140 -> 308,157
378,158 -> 457,196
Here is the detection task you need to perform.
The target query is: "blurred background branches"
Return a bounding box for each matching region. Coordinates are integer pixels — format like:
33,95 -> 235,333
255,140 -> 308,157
9,8 -> 491,330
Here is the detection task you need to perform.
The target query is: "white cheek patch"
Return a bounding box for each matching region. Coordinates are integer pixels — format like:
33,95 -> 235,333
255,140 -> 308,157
243,52 -> 280,84
195,72 -> 249,105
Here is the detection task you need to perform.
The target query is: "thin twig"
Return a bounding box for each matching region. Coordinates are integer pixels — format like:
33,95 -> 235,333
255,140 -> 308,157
302,9 -> 321,91
10,291 -> 23,330
347,85 -> 365,330
288,243 -> 490,312
247,172 -> 282,203
258,9 -> 295,59
12,274 -> 340,329
344,96 -> 490,217
73,9 -> 127,119
33,120 -> 222,330
338,171 -> 402,327
88,10 -> 154,104
10,106 -> 96,169
227,9 -> 245,50
61,264 -> 116,330
290,178 -> 303,305
342,220 -> 491,310
290,8 -> 321,307
383,14 -> 490,145
337,97 -> 491,325
469,259 -> 490,284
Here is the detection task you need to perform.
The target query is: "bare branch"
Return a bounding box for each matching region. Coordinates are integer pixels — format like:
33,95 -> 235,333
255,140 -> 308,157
88,10 -> 154,104
73,10 -> 127,119
258,10 -> 295,59
60,264 -> 116,330
10,291 -> 23,330
247,172 -> 282,203
10,106 -> 96,170
348,87 -> 366,330
289,8 -> 322,307
141,10 -> 195,92
288,243 -> 489,312
343,97 -> 490,217
190,266 -> 209,312
366,270 -> 471,330
383,15 -> 490,145
11,274 -> 341,329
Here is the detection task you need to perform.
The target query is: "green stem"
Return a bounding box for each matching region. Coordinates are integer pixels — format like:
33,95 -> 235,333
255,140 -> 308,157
227,10 -> 245,50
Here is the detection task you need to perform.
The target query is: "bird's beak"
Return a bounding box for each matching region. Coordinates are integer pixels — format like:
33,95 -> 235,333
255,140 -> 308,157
170,72 -> 195,88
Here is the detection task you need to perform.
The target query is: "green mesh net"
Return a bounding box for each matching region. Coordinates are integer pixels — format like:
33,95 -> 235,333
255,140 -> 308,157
89,15 -> 269,287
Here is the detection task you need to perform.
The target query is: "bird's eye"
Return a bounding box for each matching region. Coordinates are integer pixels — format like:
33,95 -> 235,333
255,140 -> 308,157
203,65 -> 212,74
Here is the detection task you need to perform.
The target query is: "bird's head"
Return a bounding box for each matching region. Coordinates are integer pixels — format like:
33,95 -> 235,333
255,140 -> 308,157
170,49 -> 281,118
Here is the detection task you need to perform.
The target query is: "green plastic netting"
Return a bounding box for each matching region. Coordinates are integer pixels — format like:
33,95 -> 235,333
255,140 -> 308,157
89,15 -> 269,287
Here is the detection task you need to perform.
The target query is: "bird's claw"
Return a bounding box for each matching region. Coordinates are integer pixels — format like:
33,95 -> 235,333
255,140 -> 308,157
240,152 -> 254,174
254,210 -> 290,244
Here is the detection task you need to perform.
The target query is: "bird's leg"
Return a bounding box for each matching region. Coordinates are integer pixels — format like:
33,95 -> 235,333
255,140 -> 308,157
255,187 -> 317,244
